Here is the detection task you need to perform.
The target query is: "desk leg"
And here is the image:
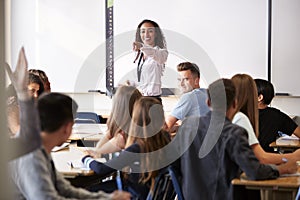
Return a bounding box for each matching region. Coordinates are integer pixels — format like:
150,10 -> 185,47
260,189 -> 295,200
260,189 -> 268,200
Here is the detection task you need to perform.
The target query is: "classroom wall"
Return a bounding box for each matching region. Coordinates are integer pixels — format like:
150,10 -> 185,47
66,92 -> 180,116
69,93 -> 300,117
8,0 -> 300,116
272,97 -> 300,117
10,0 -> 267,91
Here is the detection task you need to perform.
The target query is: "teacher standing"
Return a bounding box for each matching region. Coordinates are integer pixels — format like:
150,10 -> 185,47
132,19 -> 168,100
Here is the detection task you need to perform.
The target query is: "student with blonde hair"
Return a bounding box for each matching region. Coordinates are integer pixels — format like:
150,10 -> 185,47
86,85 -> 142,158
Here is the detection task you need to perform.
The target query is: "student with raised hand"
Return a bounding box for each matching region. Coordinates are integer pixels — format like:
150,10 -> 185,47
82,97 -> 170,199
4,47 -> 41,159
131,19 -> 168,100
9,92 -> 131,200
86,85 -> 142,158
231,74 -> 300,163
254,78 -> 300,152
6,70 -> 45,137
27,73 -> 45,98
29,69 -> 51,92
173,78 -> 297,200
165,62 -> 209,132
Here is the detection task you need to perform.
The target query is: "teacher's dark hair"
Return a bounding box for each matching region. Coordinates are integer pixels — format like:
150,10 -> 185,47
135,19 -> 167,49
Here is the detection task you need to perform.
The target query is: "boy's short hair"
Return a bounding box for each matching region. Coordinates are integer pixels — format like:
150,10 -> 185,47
254,79 -> 274,105
207,78 -> 236,111
38,93 -> 78,133
177,62 -> 200,78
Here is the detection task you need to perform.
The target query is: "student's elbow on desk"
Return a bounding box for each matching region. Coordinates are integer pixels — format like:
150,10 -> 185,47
245,167 -> 279,181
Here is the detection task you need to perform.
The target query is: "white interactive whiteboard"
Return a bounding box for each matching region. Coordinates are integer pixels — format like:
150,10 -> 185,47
10,0 -> 268,92
271,0 -> 300,96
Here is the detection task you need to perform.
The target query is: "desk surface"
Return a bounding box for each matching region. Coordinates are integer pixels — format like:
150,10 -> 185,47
232,176 -> 300,188
270,141 -> 300,148
69,123 -> 107,141
52,146 -> 95,177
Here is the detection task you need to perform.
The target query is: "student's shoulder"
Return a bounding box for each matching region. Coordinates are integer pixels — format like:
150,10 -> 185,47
125,143 -> 141,153
177,92 -> 193,103
265,107 -> 290,118
233,111 -> 246,121
180,88 -> 206,99
225,120 -> 248,138
192,88 -> 207,94
10,148 -> 44,167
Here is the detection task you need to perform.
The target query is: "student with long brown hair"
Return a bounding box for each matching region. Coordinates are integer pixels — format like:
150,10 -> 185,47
231,74 -> 300,164
87,86 -> 142,158
82,97 -> 170,199
88,85 -> 142,158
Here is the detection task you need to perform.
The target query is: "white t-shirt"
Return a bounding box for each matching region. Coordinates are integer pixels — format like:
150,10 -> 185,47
232,112 -> 259,146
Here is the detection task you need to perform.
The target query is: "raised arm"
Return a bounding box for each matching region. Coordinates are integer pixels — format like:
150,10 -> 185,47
5,48 -> 41,159
141,46 -> 168,64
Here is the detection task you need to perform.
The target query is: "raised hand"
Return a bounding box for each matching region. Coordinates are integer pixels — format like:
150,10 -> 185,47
4,47 -> 29,100
132,41 -> 144,52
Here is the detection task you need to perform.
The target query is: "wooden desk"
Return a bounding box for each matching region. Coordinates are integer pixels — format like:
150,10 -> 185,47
52,146 -> 111,188
51,146 -> 95,178
269,141 -> 300,153
232,175 -> 300,200
70,123 -> 107,146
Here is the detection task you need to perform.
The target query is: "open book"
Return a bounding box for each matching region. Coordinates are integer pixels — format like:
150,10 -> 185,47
68,157 -> 106,169
52,143 -> 70,152
276,134 -> 300,145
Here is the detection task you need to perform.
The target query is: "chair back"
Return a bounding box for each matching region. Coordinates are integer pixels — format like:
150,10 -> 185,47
146,168 -> 176,200
168,166 -> 184,200
296,186 -> 300,200
75,112 -> 100,124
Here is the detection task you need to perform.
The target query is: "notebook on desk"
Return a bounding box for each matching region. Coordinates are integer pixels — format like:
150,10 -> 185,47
68,158 -> 106,169
276,135 -> 300,145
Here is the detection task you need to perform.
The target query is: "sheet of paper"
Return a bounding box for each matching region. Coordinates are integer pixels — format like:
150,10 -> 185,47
276,136 -> 300,145
68,157 -> 106,169
52,143 -> 70,152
